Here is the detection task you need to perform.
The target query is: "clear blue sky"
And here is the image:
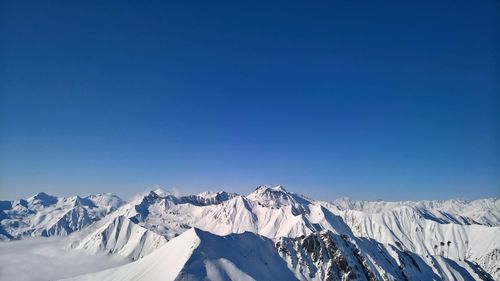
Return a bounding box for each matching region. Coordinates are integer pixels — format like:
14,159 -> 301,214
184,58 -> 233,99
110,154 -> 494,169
1,0 -> 498,201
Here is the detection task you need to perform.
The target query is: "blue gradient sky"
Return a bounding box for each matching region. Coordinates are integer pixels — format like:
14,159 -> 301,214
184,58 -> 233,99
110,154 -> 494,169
1,0 -> 498,201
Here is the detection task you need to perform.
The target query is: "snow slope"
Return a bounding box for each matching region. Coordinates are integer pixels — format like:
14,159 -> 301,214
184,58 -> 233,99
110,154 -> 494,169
70,215 -> 168,260
62,228 -> 298,281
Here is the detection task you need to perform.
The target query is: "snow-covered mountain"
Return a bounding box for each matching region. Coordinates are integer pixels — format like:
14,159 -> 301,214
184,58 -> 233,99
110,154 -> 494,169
69,185 -> 353,261
277,229 -> 493,281
0,192 -> 125,240
69,214 -> 168,260
324,197 -> 500,279
1,186 -> 499,280
63,228 -> 298,281
63,227 -> 492,281
331,197 -> 500,226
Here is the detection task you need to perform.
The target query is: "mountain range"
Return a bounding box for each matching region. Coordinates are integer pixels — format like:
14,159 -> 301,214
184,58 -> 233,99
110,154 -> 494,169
1,185 -> 498,280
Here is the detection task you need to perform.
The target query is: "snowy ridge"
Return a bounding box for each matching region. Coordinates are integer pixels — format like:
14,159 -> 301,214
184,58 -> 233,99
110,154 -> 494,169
0,192 -> 125,240
62,228 -> 298,281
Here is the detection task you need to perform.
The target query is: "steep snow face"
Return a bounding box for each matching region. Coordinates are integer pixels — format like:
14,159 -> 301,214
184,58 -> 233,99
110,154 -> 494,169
276,230 -> 491,281
325,204 -> 500,280
62,228 -> 298,281
331,197 -> 500,226
70,215 -> 167,260
0,193 -> 125,240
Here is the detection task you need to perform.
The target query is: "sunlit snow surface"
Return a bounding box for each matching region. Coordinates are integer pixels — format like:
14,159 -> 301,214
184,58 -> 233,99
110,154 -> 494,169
0,236 -> 128,281
61,228 -> 298,281
0,186 -> 498,281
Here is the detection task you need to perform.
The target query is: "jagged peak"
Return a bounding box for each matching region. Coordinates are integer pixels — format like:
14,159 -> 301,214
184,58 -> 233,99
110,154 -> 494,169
246,185 -> 313,213
145,190 -> 161,198
248,185 -> 290,199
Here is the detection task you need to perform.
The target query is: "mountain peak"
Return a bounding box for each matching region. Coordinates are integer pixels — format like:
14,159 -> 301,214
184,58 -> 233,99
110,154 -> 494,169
254,185 -> 287,193
66,227 -> 298,281
272,185 -> 286,192
246,185 -> 310,210
152,187 -> 169,197
31,191 -> 54,199
70,196 -> 97,208
29,192 -> 58,206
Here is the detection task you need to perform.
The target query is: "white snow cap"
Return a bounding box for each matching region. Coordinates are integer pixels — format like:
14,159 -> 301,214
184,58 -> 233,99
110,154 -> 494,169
152,187 -> 169,197
255,185 -> 287,192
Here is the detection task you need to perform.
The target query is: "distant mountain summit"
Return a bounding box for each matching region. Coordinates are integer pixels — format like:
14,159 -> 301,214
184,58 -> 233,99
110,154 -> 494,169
247,185 -> 303,205
29,192 -> 58,206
